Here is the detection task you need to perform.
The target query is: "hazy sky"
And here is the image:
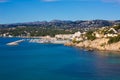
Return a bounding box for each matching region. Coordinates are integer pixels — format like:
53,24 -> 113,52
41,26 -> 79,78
0,0 -> 120,24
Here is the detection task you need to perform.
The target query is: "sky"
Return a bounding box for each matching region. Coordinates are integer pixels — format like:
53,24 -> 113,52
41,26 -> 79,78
0,0 -> 120,24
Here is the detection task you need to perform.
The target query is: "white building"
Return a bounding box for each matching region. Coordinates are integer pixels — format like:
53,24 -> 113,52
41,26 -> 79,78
75,37 -> 83,41
94,32 -> 104,38
104,34 -> 118,37
71,31 -> 84,41
72,31 -> 82,39
55,31 -> 84,41
108,28 -> 118,34
104,28 -> 118,37
3,34 -> 6,37
55,34 -> 73,40
8,35 -> 13,38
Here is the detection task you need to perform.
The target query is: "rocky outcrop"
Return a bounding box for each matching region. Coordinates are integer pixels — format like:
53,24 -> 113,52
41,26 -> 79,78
104,42 -> 120,51
65,38 -> 120,52
64,42 -> 75,46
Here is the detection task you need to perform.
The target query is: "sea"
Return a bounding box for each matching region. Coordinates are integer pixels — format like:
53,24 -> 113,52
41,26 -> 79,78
0,37 -> 120,80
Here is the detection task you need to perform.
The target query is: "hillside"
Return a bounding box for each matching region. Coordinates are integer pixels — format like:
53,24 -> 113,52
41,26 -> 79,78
1,20 -> 120,29
0,20 -> 120,37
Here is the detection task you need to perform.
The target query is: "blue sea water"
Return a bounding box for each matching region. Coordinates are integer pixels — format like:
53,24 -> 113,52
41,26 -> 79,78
0,38 -> 120,80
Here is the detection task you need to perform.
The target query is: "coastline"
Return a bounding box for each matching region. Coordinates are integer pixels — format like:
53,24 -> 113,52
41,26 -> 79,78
2,36 -> 120,52
64,38 -> 120,52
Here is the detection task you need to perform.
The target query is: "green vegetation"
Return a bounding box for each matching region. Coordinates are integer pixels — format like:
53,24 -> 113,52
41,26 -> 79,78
72,38 -> 76,43
0,27 -> 76,37
107,30 -> 115,34
85,31 -> 96,41
72,38 -> 81,43
108,35 -> 120,44
113,24 -> 120,30
100,43 -> 106,47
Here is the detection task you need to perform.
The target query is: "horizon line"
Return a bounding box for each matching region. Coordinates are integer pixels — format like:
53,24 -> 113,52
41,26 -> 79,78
1,19 -> 120,24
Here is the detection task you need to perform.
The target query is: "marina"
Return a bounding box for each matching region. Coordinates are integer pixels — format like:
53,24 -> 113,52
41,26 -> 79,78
29,38 -> 69,44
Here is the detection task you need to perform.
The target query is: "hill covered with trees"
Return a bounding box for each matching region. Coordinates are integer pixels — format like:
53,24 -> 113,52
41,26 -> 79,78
0,20 -> 120,37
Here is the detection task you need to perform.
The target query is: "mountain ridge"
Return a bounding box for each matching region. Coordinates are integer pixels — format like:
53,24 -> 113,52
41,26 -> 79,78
0,20 -> 120,28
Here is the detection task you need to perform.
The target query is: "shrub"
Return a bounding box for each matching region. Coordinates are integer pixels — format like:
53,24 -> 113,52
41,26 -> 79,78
113,24 -> 120,30
85,31 -> 96,41
72,38 -> 76,43
108,35 -> 120,44
72,39 -> 81,43
100,43 -> 106,47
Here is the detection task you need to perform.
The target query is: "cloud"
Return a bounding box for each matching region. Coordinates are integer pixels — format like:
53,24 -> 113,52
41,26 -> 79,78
41,0 -> 59,2
0,0 -> 8,3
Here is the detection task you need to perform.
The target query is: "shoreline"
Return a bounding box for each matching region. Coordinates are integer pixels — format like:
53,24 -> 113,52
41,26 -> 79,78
1,37 -> 120,52
65,43 -> 120,53
64,38 -> 120,52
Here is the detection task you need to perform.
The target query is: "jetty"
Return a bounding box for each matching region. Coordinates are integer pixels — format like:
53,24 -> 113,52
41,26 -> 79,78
6,39 -> 24,46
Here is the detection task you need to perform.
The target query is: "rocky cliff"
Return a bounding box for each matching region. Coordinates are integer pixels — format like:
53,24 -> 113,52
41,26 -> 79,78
65,38 -> 120,52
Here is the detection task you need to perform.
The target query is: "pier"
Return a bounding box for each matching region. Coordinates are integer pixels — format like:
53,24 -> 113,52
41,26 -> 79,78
6,39 -> 24,46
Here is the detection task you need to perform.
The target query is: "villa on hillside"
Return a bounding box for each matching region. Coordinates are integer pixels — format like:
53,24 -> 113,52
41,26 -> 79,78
71,31 -> 86,41
72,31 -> 82,38
55,27 -> 120,42
55,31 -> 86,41
104,28 -> 118,37
55,34 -> 73,40
94,27 -> 119,38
